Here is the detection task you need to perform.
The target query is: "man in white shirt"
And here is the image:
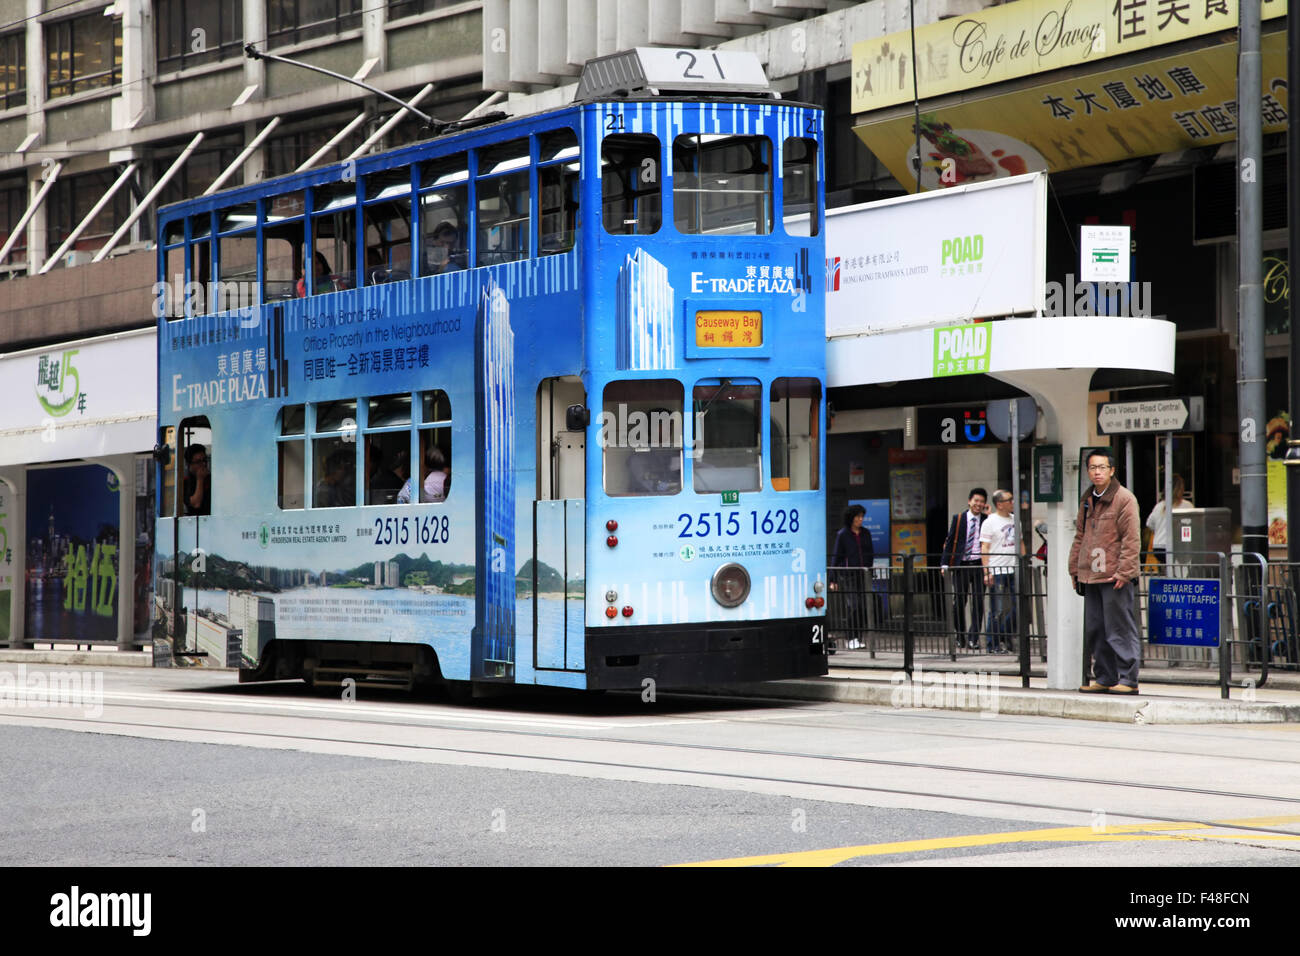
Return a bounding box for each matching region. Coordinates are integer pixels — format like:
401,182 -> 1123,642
980,490 -> 1018,653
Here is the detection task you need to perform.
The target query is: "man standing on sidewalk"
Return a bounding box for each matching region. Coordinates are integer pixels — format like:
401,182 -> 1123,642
980,490 -> 1019,653
1069,450 -> 1142,694
941,488 -> 988,648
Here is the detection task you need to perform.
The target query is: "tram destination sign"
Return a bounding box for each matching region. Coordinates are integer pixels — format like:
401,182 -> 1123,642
1097,397 -> 1204,435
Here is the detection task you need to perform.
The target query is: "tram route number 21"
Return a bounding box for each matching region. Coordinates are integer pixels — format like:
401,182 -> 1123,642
374,515 -> 450,546
677,508 -> 800,538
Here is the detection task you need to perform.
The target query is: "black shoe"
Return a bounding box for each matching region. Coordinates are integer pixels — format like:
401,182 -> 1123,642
956,637 -> 967,649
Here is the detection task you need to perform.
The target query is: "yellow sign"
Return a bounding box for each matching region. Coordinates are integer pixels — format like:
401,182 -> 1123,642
852,0 -> 1288,113
694,310 -> 763,347
854,31 -> 1289,189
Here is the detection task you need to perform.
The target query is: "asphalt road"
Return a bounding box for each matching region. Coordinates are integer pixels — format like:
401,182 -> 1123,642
1,664 -> 1299,868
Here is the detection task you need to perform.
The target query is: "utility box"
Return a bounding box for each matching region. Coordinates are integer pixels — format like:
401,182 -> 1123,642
1170,507 -> 1233,558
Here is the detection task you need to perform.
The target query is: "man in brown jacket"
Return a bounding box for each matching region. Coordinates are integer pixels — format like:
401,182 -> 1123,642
1069,449 -> 1142,693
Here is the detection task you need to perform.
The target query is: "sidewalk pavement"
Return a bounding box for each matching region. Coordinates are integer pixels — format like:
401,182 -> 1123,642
3,645 -> 1298,724
702,647 -> 1300,724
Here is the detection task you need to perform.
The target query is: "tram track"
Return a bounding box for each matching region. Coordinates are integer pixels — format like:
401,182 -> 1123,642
2,691 -> 1299,846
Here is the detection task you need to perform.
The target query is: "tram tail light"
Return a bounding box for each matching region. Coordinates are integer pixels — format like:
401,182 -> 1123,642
806,597 -> 815,609
606,519 -> 618,532
605,606 -> 618,619
606,535 -> 618,548
814,596 -> 824,608
621,606 -> 633,618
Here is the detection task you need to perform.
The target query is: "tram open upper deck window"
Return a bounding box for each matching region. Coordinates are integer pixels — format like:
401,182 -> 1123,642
538,129 -> 579,255
310,182 -> 357,294
477,138 -> 530,266
277,404 -> 305,510
602,380 -> 683,497
693,380 -> 761,493
188,214 -> 212,314
312,399 -> 357,508
363,168 -> 412,286
601,134 -> 661,235
160,221 -> 185,319
420,154 -> 468,277
215,203 -> 257,315
782,138 -> 819,237
770,378 -> 820,491
673,135 -> 772,236
263,191 -> 304,301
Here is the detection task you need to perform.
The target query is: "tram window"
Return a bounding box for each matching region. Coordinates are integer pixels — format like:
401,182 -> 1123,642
312,398 -> 358,509
420,156 -> 468,277
218,203 -> 256,232
191,239 -> 211,313
692,380 -> 761,493
311,182 -> 357,293
364,433 -> 408,505
477,170 -> 529,266
417,429 -> 451,502
601,134 -> 661,235
673,134 -> 772,236
216,232 -> 257,314
179,417 -> 213,517
539,160 -> 578,255
369,393 -> 411,427
770,378 -> 820,492
278,405 -> 305,510
263,224 -> 301,302
415,389 -> 452,503
159,425 -> 176,518
364,170 -> 412,286
479,138 -> 530,175
602,380 -> 683,497
163,220 -> 185,246
316,398 -> 356,432
162,245 -> 184,318
782,138 -> 819,237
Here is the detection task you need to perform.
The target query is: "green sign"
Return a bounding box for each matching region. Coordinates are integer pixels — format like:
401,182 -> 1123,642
721,490 -> 740,506
933,324 -> 992,377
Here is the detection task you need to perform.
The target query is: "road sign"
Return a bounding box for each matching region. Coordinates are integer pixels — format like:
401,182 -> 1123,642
1097,396 -> 1204,434
1081,225 -> 1131,282
1147,577 -> 1219,646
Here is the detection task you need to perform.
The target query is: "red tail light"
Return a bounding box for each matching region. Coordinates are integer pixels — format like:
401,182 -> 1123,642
814,597 -> 824,608
606,519 -> 618,531
621,606 -> 633,618
806,597 -> 816,609
606,535 -> 618,548
605,606 -> 617,619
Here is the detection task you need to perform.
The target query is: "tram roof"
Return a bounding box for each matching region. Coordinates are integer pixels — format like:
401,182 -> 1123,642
157,89 -> 818,228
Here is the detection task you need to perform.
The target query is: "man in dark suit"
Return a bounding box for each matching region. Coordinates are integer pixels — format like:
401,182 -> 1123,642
941,487 -> 988,649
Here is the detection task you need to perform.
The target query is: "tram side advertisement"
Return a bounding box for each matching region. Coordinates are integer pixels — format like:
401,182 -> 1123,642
156,270 -> 579,679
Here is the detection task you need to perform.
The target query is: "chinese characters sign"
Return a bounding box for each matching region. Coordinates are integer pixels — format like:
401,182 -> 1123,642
855,31 -> 1289,188
852,0 -> 1288,113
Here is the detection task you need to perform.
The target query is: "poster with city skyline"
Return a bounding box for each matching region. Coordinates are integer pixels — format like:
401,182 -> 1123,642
25,464 -> 120,644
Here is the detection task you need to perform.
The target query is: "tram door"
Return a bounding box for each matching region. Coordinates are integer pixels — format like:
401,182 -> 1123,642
167,417 -> 211,661
534,377 -> 586,672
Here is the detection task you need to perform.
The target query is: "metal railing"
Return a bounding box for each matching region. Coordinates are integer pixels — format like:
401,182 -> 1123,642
827,549 -> 1299,698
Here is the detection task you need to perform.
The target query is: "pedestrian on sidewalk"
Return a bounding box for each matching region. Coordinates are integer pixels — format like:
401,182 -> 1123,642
1070,450 -> 1142,694
941,488 -> 987,649
1145,473 -> 1192,569
830,504 -> 874,651
980,490 -> 1019,653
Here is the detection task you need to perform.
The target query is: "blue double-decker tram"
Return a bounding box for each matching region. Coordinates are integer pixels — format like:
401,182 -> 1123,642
153,49 -> 828,692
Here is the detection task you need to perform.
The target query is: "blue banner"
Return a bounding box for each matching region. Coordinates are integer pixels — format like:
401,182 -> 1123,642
1147,577 -> 1219,646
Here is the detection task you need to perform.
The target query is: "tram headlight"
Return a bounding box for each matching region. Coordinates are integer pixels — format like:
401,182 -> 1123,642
710,563 -> 750,609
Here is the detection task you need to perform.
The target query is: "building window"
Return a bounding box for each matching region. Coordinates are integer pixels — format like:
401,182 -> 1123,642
0,177 -> 26,262
0,31 -> 25,110
47,170 -> 130,256
267,0 -> 363,47
153,135 -> 243,211
266,119 -> 367,178
387,0 -> 459,18
46,14 -> 121,99
156,0 -> 243,71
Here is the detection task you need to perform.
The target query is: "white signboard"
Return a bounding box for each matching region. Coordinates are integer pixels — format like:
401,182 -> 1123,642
1097,398 -> 1194,434
1080,225 -> 1131,283
0,328 -> 156,467
824,172 -> 1046,336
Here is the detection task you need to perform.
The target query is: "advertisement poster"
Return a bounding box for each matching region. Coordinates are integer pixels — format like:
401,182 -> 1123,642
25,464 -> 120,643
891,522 -> 926,557
1268,458 -> 1287,548
888,449 -> 926,521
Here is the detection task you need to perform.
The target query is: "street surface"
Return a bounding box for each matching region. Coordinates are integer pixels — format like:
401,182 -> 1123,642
1,664 -> 1298,867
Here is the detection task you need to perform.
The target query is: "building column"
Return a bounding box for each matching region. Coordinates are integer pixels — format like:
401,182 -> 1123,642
23,0 -> 47,275
991,368 -> 1096,690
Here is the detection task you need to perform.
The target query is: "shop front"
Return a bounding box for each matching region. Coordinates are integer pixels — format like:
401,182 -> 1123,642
0,328 -> 157,650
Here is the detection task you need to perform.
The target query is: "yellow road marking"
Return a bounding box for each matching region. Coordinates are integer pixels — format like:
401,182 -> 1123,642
674,815 -> 1300,867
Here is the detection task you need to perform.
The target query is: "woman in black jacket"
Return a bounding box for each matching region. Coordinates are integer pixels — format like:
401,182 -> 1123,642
830,504 -> 874,650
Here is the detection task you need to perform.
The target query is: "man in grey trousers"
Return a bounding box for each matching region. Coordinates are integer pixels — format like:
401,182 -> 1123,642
1068,450 -> 1142,694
